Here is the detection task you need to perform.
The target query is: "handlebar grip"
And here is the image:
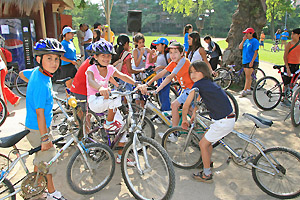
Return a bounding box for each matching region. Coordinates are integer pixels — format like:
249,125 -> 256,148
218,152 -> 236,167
28,137 -> 65,155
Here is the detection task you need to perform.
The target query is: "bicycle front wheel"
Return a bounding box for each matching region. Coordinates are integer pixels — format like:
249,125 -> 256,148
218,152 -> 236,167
0,98 -> 8,127
214,67 -> 233,90
291,87 -> 300,127
162,126 -> 202,169
15,74 -> 28,97
66,143 -> 115,195
251,68 -> 266,90
253,76 -> 282,110
252,147 -> 300,199
121,136 -> 175,200
0,178 -> 16,200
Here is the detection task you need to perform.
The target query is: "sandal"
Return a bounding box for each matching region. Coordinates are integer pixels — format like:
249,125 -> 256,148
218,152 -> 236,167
192,171 -> 213,183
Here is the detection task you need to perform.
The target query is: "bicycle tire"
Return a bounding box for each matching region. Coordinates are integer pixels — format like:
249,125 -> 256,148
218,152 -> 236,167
121,136 -> 175,200
251,68 -> 266,90
253,76 -> 282,110
0,178 -> 16,200
66,143 -> 115,195
15,74 -> 27,97
0,98 -> 8,127
82,109 -> 102,137
252,147 -> 300,199
5,71 -> 17,90
162,126 -> 202,169
291,87 -> 300,127
132,113 -> 155,139
214,67 -> 233,90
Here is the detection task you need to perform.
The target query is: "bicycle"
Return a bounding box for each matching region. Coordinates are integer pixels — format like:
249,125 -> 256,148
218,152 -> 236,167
213,64 -> 265,90
4,62 -> 27,97
271,40 -> 280,52
253,65 -> 300,110
290,86 -> 300,127
0,98 -> 7,127
162,90 -> 300,199
0,97 -> 115,200
83,89 -> 175,200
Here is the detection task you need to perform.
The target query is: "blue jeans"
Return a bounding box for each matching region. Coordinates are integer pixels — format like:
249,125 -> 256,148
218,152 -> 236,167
157,78 -> 171,111
84,43 -> 91,60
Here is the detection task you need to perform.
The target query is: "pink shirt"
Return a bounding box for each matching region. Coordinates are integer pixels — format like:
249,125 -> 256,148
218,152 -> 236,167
121,53 -> 132,76
86,64 -> 116,96
146,53 -> 155,69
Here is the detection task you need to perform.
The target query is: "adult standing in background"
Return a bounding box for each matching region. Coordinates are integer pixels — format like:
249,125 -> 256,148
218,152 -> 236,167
80,24 -> 93,60
275,29 -> 281,44
60,27 -> 78,89
259,31 -> 265,49
183,24 -> 193,53
281,29 -> 289,50
77,24 -> 85,59
103,25 -> 115,44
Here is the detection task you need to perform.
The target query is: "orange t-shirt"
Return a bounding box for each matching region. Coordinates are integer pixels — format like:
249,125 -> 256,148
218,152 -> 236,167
287,43 -> 300,64
166,57 -> 194,89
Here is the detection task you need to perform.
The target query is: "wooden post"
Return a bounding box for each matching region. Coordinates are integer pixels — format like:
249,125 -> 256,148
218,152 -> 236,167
39,1 -> 47,38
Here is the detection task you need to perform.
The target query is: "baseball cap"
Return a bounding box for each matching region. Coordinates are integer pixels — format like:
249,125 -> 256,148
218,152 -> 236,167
284,28 -> 288,31
153,37 -> 169,46
243,27 -> 255,34
62,27 -> 76,35
168,41 -> 184,50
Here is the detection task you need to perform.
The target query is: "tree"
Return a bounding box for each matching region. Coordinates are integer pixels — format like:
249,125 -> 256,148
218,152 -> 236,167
266,0 -> 294,40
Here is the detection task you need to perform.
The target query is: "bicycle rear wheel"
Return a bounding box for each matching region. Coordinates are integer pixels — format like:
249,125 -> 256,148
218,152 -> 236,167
251,68 -> 266,90
0,98 -> 8,127
253,76 -> 282,110
5,70 -> 18,90
252,147 -> 300,199
121,136 -> 175,200
67,143 -> 115,195
291,87 -> 300,127
214,67 -> 233,90
15,74 -> 27,97
0,178 -> 16,200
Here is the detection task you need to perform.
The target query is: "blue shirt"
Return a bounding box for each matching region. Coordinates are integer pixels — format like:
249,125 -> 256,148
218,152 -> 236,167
275,33 -> 281,40
242,38 -> 259,64
193,78 -> 233,120
61,39 -> 77,66
25,67 -> 54,130
281,32 -> 289,40
184,33 -> 189,52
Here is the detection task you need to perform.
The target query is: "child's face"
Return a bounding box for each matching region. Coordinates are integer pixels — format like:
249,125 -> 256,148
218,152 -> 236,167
188,36 -> 193,46
136,39 -> 145,48
204,39 -> 210,44
189,66 -> 204,82
188,28 -> 193,33
291,32 -> 299,41
124,42 -> 130,51
38,54 -> 60,73
169,48 -> 183,62
93,31 -> 97,38
156,43 -> 164,52
94,53 -> 112,66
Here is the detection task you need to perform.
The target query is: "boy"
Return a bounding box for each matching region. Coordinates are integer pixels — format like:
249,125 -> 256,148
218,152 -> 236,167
20,38 -> 67,200
145,42 -> 194,139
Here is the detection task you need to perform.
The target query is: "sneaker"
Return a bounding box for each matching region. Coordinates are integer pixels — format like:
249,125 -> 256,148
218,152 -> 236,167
281,99 -> 291,108
103,121 -> 122,134
116,156 -> 136,167
47,191 -> 67,200
159,132 -> 178,143
154,118 -> 163,124
162,110 -> 172,116
192,171 -> 213,183
246,90 -> 252,95
239,90 -> 247,98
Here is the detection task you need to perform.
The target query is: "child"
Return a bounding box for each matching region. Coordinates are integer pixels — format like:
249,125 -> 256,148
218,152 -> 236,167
203,35 -> 221,71
183,24 -> 193,53
282,28 -> 300,107
20,38 -> 67,200
132,33 -> 154,70
86,40 -> 147,165
152,37 -> 171,113
145,40 -> 157,69
187,32 -> 213,72
145,41 -> 194,138
181,60 -> 235,183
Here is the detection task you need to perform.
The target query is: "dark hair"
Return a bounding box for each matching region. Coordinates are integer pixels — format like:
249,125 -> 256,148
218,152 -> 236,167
187,31 -> 203,60
183,24 -> 193,35
203,35 -> 211,41
252,32 -> 258,39
189,61 -> 212,81
111,34 -> 130,64
292,28 -> 300,39
134,33 -> 145,48
93,29 -> 101,43
94,22 -> 101,29
150,40 -> 157,50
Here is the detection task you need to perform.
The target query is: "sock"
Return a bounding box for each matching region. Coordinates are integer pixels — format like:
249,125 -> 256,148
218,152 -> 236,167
203,168 -> 211,176
246,89 -> 251,91
117,154 -> 122,159
106,120 -> 113,125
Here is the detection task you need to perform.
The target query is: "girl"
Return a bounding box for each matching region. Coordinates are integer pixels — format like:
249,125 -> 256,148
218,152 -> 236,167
183,24 -> 193,53
86,40 -> 147,165
182,60 -> 235,183
93,29 -> 101,43
146,40 -> 157,69
152,37 -> 171,113
239,27 -> 259,97
132,33 -> 154,70
187,31 -> 213,72
282,28 -> 300,107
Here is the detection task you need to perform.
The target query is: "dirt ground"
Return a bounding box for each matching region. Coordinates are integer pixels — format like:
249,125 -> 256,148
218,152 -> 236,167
1,61 -> 300,200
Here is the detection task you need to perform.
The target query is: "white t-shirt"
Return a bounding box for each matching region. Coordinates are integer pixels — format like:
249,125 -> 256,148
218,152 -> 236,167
84,29 -> 93,43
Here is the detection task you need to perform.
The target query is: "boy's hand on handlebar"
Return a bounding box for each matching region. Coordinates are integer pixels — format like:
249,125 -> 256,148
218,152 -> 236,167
99,87 -> 111,99
136,84 -> 147,95
41,138 -> 53,151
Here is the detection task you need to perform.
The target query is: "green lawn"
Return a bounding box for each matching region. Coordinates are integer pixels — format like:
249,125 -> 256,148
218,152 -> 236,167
73,36 -> 285,65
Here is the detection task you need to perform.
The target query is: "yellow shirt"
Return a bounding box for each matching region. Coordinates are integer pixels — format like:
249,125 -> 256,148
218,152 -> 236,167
104,31 -> 115,43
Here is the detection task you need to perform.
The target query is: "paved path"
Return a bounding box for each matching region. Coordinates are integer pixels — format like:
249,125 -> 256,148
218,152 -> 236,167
1,61 -> 300,199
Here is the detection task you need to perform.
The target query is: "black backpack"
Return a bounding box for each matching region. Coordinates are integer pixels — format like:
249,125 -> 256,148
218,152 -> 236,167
214,42 -> 222,57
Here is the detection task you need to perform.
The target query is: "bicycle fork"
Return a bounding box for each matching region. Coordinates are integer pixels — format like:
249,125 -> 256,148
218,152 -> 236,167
132,133 -> 151,175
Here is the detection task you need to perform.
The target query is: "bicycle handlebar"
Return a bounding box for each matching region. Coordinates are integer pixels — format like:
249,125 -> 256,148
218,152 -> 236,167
28,137 -> 65,155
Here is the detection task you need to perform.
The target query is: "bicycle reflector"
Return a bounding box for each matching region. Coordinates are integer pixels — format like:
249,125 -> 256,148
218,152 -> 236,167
68,97 -> 77,108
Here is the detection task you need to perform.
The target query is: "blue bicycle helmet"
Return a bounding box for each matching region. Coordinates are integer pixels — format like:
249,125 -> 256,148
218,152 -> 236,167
34,38 -> 65,56
89,40 -> 116,55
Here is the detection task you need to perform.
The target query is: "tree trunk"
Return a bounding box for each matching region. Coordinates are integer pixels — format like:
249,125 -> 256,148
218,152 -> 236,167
222,0 -> 267,68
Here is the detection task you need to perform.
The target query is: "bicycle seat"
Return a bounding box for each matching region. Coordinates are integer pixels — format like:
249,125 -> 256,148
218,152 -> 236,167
0,130 -> 30,148
243,113 -> 273,128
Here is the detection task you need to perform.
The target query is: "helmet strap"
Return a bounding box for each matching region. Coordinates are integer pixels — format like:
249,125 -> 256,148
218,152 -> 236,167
94,59 -> 107,68
39,56 -> 54,78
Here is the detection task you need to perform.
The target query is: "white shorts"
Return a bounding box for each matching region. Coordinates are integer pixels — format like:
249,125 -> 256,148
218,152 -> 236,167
204,118 -> 235,143
88,95 -> 122,114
